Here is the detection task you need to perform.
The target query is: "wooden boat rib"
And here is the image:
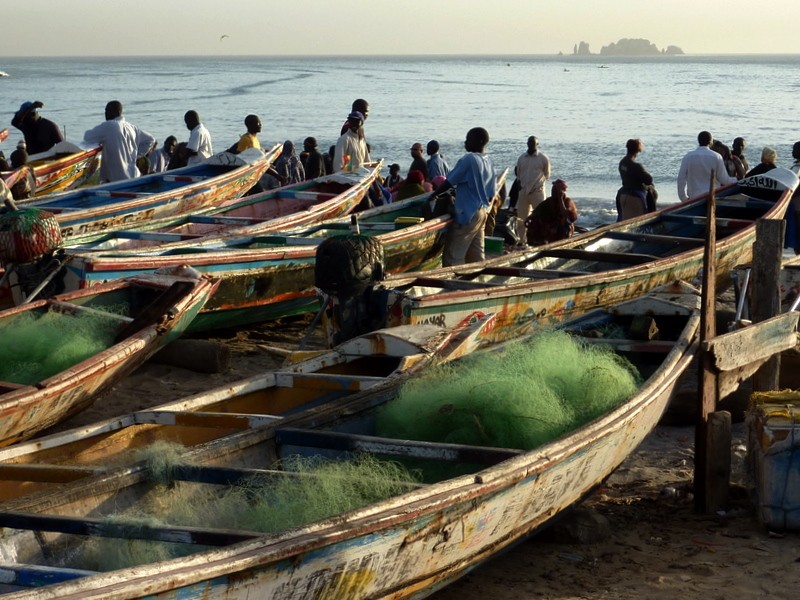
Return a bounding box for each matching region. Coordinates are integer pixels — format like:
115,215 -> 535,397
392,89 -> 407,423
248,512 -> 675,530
1,142 -> 102,197
0,284 -> 700,598
0,272 -> 217,448
12,145 -> 280,245
54,170 -> 508,332
337,168 -> 798,342
68,162 -> 383,253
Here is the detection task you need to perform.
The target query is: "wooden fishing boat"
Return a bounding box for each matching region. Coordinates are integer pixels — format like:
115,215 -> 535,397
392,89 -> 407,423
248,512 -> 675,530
66,162 -> 383,253
0,272 -> 217,447
327,168 -> 798,343
47,170 -> 507,332
0,284 -> 700,598
1,142 -> 102,197
6,145 -> 279,246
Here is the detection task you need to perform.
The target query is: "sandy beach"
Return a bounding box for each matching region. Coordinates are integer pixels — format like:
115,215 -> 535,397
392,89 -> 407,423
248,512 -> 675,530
46,313 -> 800,600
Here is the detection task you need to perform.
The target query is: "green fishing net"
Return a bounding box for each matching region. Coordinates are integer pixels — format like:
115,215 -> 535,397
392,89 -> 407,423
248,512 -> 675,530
66,447 -> 420,572
376,330 -> 641,452
0,308 -> 123,385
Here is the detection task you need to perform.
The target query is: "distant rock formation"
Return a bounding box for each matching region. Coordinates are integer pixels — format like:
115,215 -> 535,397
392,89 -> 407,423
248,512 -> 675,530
572,39 -> 684,56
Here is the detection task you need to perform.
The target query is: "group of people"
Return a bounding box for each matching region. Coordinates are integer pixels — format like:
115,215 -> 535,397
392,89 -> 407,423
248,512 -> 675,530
8,96 -> 799,268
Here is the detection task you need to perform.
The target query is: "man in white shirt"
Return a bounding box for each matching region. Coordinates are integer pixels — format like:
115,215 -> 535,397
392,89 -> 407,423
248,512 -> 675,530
333,111 -> 370,172
184,110 -> 212,165
84,100 -> 155,182
677,131 -> 737,201
515,135 -> 551,243
148,135 -> 177,173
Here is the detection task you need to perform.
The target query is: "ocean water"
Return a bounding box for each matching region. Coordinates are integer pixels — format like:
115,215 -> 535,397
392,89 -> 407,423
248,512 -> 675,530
2,54 -> 799,228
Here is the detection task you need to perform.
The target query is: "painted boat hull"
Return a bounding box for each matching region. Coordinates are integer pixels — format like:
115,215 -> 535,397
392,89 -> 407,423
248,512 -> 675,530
360,169 -> 798,343
55,170 -> 506,331
0,288 -> 698,598
13,146 -> 279,245
1,143 -> 103,196
0,274 -> 216,447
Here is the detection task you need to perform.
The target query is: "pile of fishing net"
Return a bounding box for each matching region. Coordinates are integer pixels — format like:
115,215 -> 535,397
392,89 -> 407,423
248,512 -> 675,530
66,443 -> 420,571
0,308 -> 122,385
376,330 -> 641,451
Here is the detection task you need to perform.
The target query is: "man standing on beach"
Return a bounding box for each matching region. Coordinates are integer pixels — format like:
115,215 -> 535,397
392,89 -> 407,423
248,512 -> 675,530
431,127 -> 497,267
184,110 -> 212,165
333,111 -> 371,172
84,100 -> 155,182
515,136 -> 550,244
11,101 -> 64,154
677,131 -> 737,201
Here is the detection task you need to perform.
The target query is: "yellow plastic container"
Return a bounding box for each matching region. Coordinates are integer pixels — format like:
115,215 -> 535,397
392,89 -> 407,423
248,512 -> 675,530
394,217 -> 424,230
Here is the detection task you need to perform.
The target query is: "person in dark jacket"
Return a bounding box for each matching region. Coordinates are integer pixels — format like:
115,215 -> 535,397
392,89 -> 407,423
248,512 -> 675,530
11,101 -> 64,154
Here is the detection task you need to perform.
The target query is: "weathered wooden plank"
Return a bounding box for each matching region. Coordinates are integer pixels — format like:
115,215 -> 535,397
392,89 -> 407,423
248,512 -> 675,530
705,411 -> 731,513
0,564 -> 96,587
537,248 -> 658,265
275,428 -> 522,465
576,338 -> 678,353
0,464 -> 102,483
113,280 -> 197,342
0,512 -> 260,546
478,267 -> 594,279
411,277 -> 504,291
274,372 -> 386,391
133,411 -> 280,429
702,311 -> 799,372
603,230 -> 705,247
752,219 -> 786,391
166,464 -> 425,489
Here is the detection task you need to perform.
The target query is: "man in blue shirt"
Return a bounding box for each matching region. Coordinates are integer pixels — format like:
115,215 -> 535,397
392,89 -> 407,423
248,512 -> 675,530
426,139 -> 450,180
431,127 -> 496,267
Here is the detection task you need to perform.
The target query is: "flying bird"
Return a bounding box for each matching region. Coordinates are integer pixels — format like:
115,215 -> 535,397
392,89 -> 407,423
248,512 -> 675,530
220,34 -> 229,42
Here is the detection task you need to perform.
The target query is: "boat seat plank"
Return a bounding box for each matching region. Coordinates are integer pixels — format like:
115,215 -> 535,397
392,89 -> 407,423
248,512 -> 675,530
90,191 -> 154,198
161,174 -> 208,183
186,215 -> 262,226
276,428 -> 523,465
0,564 -> 97,587
275,191 -> 337,201
477,267 -> 594,279
0,464 -> 102,483
409,277 -> 505,291
275,372 -> 387,392
603,231 -> 705,247
662,214 -> 754,228
133,410 -> 281,429
537,248 -> 659,265
0,512 -> 260,546
574,338 -> 678,353
104,230 -> 204,242
165,464 -> 426,489
48,301 -> 134,323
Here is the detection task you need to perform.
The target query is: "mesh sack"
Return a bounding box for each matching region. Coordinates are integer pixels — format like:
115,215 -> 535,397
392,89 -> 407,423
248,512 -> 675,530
0,208 -> 62,264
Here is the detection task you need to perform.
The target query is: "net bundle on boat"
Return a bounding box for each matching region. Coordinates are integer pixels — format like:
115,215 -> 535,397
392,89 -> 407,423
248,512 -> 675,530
376,330 -> 641,451
66,445 -> 420,572
0,307 -> 124,385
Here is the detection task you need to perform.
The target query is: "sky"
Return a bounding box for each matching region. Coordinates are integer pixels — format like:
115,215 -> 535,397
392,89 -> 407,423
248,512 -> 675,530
4,0 -> 797,56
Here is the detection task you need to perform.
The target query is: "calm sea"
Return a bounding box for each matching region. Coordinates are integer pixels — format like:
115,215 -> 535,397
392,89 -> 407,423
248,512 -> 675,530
2,54 -> 799,227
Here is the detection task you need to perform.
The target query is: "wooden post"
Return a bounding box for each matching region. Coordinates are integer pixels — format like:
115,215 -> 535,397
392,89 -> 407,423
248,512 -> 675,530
752,219 -> 785,391
705,411 -> 732,512
694,174 -> 719,513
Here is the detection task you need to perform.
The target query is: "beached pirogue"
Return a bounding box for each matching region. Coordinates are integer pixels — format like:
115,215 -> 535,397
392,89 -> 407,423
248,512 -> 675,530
0,142 -> 102,196
47,169 -> 507,332
8,146 -> 279,246
0,272 -> 216,447
0,283 -> 700,598
322,168 -> 799,344
66,162 -> 384,253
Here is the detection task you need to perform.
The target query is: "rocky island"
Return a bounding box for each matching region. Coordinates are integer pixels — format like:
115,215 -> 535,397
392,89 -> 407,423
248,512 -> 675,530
572,38 -> 684,56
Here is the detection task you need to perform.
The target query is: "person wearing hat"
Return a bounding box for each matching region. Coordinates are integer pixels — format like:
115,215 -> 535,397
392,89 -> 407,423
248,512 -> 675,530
524,179 -> 579,246
408,142 -> 429,181
340,99 -> 369,137
333,111 -> 371,172
431,127 -> 497,267
83,100 -> 155,182
11,100 -> 64,155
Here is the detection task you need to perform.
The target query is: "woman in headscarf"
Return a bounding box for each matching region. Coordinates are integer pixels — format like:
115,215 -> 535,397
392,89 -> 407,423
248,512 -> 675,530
525,179 -> 579,246
394,169 -> 426,201
274,140 -> 305,184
